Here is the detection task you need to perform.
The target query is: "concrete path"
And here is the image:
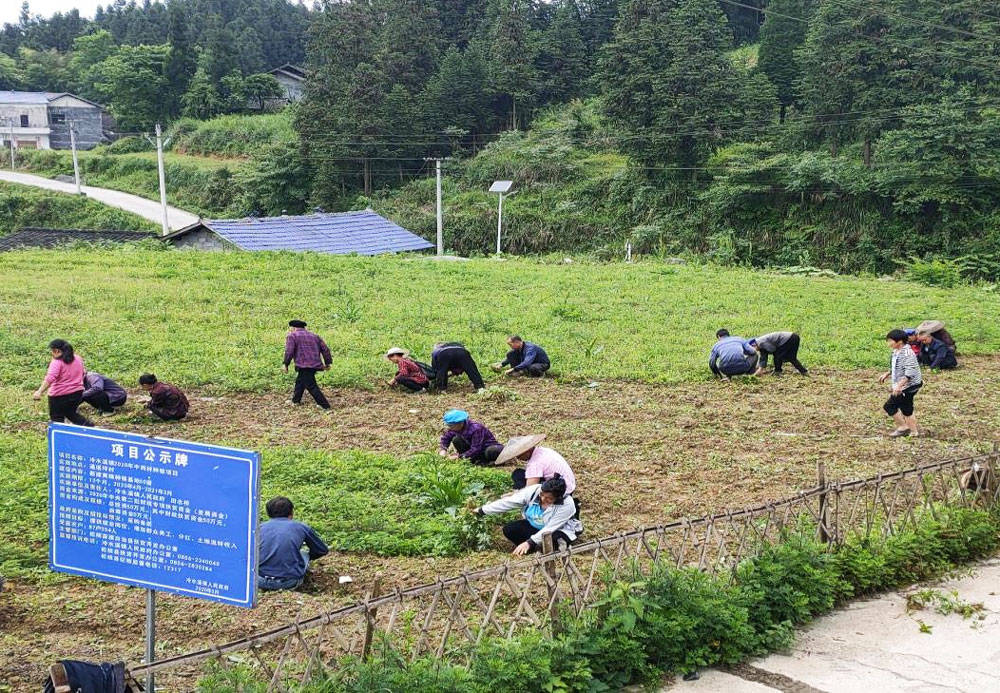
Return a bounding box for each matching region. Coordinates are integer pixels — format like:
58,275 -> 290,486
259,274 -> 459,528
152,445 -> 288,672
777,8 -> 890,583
665,558 -> 1000,692
0,171 -> 199,231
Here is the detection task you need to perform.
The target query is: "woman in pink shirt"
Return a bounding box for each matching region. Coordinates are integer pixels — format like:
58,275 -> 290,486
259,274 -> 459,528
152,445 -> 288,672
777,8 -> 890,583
33,339 -> 93,426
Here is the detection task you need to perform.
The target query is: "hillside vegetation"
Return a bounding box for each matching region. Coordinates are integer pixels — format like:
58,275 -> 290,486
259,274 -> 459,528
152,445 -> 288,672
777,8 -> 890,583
0,181 -> 156,234
1,250 -> 998,399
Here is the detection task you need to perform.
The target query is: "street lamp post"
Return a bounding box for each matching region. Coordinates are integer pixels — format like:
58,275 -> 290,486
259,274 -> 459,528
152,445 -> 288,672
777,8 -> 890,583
489,180 -> 514,255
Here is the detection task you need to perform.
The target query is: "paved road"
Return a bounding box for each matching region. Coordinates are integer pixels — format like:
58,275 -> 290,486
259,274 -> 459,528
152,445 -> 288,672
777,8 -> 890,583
0,170 -> 199,231
665,558 -> 1000,692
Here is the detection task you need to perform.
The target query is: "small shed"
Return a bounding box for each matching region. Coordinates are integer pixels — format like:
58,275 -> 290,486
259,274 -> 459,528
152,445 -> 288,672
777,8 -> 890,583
267,64 -> 306,104
162,210 -> 434,255
0,228 -> 154,251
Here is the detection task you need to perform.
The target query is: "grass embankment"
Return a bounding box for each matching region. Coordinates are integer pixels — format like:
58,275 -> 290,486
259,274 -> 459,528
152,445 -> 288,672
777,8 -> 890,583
1,250 -> 998,395
169,112 -> 296,158
0,181 -> 157,234
2,148 -> 242,218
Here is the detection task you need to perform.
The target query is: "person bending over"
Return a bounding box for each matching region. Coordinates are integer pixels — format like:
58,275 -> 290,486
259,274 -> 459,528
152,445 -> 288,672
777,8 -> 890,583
430,342 -> 485,392
82,371 -> 128,414
709,329 -> 759,380
439,409 -> 503,465
495,434 -> 577,494
385,347 -> 429,392
751,331 -> 808,376
257,496 -> 329,592
474,477 -> 582,555
492,335 -> 550,378
139,374 -> 189,421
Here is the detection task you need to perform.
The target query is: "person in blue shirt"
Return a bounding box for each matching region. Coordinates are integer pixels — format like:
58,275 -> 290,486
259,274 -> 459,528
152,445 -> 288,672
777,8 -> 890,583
492,335 -> 551,377
709,328 -> 759,380
916,332 -> 958,370
257,496 -> 329,592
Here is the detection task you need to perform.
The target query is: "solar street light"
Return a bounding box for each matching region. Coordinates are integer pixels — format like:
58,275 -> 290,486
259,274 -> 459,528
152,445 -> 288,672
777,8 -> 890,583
489,180 -> 514,254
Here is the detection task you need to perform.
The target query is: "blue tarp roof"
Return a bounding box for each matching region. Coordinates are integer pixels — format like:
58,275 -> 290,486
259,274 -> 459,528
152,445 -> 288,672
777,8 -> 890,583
185,210 -> 433,255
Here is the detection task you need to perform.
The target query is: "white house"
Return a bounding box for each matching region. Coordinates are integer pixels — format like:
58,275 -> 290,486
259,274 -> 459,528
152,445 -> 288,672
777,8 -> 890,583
0,91 -> 107,151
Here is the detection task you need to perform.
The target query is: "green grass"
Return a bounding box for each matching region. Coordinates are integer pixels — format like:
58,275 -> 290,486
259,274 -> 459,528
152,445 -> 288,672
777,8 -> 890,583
0,430 -> 509,580
169,112 -> 296,158
1,249 -> 998,398
0,181 -> 157,234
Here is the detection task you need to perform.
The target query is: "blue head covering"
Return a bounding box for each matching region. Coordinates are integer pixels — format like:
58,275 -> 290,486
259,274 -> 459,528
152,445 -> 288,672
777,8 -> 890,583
443,409 -> 469,424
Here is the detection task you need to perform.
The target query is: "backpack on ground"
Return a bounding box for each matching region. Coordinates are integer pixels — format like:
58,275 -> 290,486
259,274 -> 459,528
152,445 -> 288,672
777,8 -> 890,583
415,360 -> 437,381
43,660 -> 143,693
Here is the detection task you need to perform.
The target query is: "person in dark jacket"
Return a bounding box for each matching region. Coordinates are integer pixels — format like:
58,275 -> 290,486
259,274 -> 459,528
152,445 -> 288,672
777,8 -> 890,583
81,371 -> 128,414
439,409 -> 503,465
916,332 -> 958,370
283,319 -> 332,409
257,496 -> 329,591
430,342 -> 485,392
139,373 -> 189,421
709,329 -> 759,379
750,331 -> 808,376
492,335 -> 550,377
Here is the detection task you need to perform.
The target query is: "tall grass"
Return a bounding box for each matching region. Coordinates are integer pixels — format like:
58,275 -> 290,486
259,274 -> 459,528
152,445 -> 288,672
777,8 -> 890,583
0,181 -> 156,233
169,112 -> 297,158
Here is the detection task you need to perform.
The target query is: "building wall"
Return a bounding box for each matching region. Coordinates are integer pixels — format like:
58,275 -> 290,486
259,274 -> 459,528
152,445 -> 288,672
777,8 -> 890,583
48,105 -> 104,150
0,103 -> 51,149
274,73 -> 304,102
169,229 -> 234,251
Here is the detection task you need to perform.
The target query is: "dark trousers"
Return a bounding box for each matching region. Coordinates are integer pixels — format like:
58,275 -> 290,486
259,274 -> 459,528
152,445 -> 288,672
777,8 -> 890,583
149,405 -> 186,421
48,392 -> 93,426
771,334 -> 807,374
719,351 -> 760,377
83,391 -> 114,413
434,351 -> 485,390
506,349 -> 550,377
453,435 -> 503,465
884,384 -> 921,417
293,367 -> 331,409
395,377 -> 427,392
502,519 -> 572,552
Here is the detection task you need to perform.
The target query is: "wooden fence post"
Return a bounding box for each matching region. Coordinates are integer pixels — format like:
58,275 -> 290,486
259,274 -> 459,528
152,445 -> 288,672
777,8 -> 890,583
361,573 -> 383,662
817,461 -> 830,544
542,534 -> 560,632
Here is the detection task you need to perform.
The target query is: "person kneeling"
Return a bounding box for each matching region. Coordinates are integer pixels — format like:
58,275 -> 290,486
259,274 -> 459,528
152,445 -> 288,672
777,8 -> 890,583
139,373 -> 189,421
474,477 -> 581,556
257,496 -> 329,592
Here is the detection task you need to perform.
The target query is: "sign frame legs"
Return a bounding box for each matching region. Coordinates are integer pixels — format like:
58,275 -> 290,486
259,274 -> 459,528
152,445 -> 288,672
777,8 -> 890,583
146,588 -> 156,692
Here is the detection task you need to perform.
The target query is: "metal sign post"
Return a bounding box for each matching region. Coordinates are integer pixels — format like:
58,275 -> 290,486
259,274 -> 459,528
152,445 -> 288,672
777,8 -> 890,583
146,589 -> 156,692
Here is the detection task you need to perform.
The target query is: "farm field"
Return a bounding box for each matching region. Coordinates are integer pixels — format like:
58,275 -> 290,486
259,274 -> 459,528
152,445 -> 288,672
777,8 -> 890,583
1,250 -> 999,687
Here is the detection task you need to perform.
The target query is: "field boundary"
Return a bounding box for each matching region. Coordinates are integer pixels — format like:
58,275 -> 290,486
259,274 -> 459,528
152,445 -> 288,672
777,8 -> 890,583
129,447 -> 1000,686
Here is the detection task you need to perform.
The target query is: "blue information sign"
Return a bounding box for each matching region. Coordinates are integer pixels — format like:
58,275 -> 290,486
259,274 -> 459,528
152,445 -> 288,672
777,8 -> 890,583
48,423 -> 260,608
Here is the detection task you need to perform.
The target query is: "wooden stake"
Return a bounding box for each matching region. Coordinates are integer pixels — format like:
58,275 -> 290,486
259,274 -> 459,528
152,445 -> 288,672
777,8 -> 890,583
817,461 -> 830,544
361,573 -> 383,661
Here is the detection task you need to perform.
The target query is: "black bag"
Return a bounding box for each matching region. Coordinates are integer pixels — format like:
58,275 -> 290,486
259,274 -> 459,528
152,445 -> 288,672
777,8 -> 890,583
415,360 -> 437,380
43,660 -> 143,693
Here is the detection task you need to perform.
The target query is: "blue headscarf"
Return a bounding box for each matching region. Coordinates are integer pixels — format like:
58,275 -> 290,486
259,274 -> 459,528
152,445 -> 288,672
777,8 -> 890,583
443,409 -> 469,424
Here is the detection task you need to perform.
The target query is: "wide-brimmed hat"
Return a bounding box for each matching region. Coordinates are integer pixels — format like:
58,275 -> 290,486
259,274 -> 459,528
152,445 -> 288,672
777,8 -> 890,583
916,319 -> 945,335
494,434 -> 547,466
385,347 -> 409,359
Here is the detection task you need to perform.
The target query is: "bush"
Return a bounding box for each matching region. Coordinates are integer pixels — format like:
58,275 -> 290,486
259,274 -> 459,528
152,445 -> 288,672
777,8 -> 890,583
901,256 -> 965,288
169,112 -> 297,158
103,136 -> 154,154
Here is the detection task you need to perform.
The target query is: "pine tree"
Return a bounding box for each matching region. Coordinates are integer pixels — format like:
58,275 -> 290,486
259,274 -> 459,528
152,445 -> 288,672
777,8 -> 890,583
165,2 -> 196,115
536,0 -> 589,104
489,0 -> 538,129
757,0 -> 815,122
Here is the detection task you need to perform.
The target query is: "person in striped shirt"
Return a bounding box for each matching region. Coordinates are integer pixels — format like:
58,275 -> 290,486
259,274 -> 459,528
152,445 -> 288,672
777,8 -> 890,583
879,329 -> 923,438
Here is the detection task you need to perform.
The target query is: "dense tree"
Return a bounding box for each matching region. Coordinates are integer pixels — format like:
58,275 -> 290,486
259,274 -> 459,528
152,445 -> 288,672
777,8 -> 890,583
757,0 -> 814,122
243,73 -> 283,110
0,52 -> 22,89
181,66 -> 223,119
535,0 -> 589,104
91,43 -> 171,130
489,0 -> 537,129
165,2 -> 196,112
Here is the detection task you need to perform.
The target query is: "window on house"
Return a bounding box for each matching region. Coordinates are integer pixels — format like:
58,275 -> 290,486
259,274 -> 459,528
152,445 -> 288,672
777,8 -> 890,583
51,113 -> 66,125
19,115 -> 28,127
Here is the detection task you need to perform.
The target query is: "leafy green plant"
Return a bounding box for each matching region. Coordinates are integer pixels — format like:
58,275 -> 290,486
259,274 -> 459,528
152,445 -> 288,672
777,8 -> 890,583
900,256 -> 965,288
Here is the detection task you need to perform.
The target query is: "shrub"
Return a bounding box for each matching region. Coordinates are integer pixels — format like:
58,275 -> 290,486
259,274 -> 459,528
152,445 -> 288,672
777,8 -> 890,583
901,256 -> 965,288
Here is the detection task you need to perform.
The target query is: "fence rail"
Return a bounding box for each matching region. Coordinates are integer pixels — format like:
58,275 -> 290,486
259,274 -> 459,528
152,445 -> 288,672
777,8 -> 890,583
130,448 -> 1000,687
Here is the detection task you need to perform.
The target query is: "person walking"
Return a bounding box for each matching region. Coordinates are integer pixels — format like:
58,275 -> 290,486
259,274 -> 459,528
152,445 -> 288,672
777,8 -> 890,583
283,320 -> 332,409
81,371 -> 128,414
430,342 -> 485,392
879,329 -> 923,438
751,331 -> 808,376
33,339 -> 93,426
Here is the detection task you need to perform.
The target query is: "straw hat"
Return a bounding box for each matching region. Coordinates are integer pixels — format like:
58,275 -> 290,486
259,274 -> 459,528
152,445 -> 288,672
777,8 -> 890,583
916,320 -> 945,335
494,434 -> 547,466
384,347 -> 409,359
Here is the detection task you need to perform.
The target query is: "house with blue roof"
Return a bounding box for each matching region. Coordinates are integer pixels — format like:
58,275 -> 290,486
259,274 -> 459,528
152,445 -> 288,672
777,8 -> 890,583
163,210 -> 434,256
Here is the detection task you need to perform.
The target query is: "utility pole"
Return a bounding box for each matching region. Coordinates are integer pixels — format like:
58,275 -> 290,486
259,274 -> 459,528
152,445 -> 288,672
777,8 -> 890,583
69,122 -> 82,195
424,157 -> 450,256
146,124 -> 172,236
7,118 -> 15,171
